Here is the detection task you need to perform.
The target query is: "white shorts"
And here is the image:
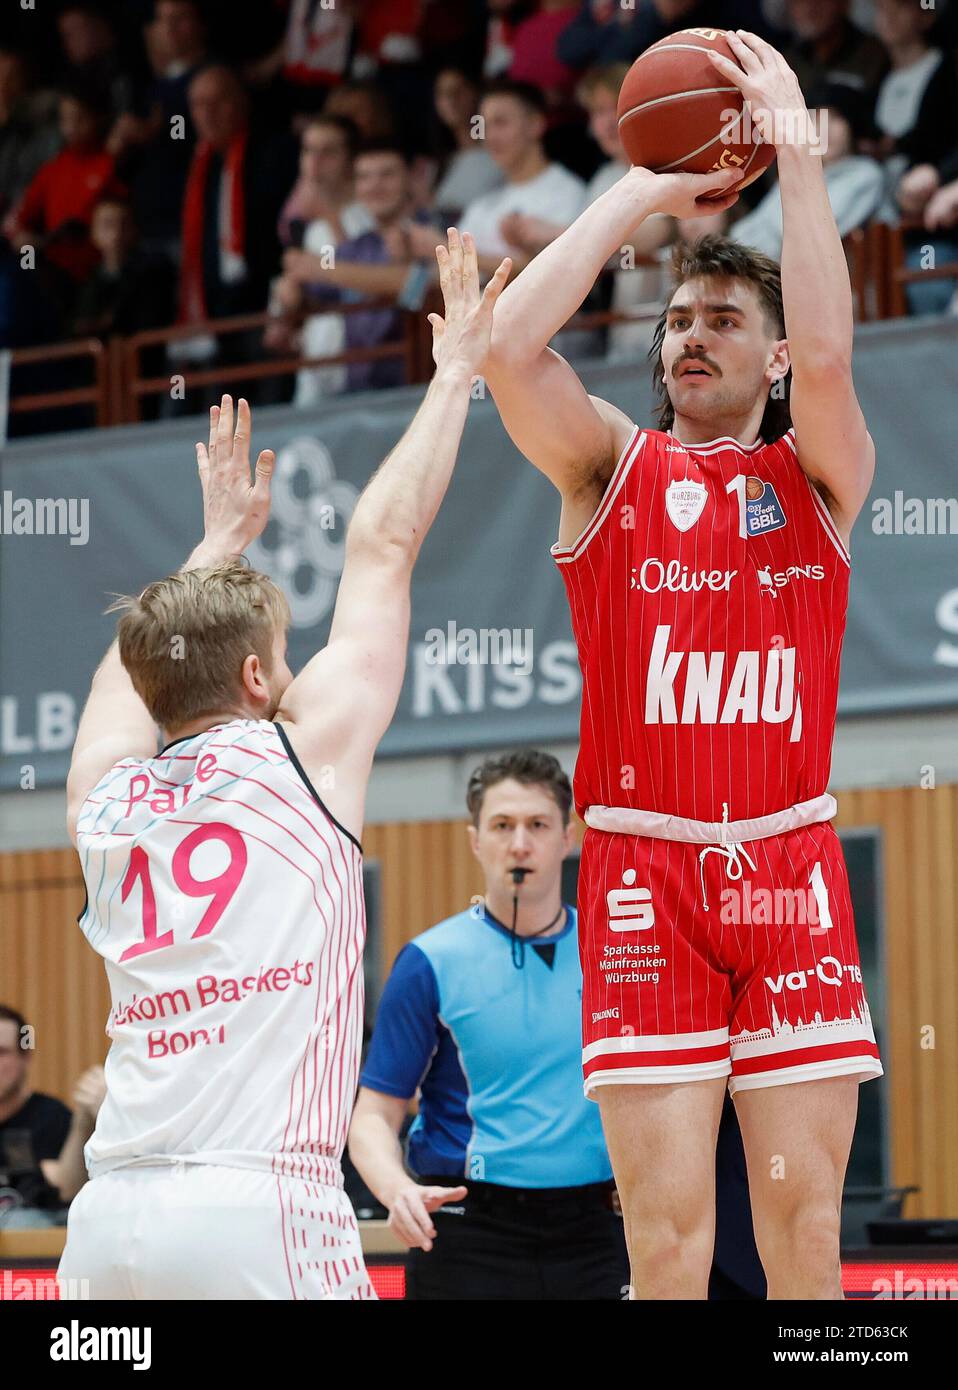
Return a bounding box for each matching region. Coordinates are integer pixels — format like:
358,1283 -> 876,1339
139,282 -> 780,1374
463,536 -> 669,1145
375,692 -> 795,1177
57,1163 -> 377,1300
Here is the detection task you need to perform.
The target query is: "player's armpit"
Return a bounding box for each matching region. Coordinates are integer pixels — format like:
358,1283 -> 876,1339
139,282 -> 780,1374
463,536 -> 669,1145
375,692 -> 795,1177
789,364 -> 875,547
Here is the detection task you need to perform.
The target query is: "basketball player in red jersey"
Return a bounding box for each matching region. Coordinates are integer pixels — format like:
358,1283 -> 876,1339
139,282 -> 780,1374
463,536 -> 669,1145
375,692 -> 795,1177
59,234 -> 509,1299
482,31 -> 881,1299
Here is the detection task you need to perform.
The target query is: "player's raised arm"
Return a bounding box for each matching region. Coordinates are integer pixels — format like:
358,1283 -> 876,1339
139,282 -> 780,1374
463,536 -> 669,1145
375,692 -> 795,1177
483,165 -> 742,500
276,232 -> 511,838
66,396 -> 276,843
707,31 -> 875,546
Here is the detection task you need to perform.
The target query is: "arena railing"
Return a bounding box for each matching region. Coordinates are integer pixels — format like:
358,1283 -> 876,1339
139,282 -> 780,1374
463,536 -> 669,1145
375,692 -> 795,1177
3,225 -> 951,440
1,337 -> 110,440
116,301 -> 432,424
884,216 -> 958,319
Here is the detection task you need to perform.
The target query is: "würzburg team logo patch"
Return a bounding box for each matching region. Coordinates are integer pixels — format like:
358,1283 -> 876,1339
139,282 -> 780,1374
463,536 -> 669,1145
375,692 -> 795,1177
665,478 -> 707,532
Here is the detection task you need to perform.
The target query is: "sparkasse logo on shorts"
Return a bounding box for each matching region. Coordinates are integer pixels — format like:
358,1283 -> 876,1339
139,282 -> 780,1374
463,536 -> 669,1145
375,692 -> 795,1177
49,1320 -> 152,1370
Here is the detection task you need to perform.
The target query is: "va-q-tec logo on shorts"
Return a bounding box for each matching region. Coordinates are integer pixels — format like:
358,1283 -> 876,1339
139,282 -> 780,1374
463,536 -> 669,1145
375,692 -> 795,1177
606,869 -> 655,931
246,437 -> 359,628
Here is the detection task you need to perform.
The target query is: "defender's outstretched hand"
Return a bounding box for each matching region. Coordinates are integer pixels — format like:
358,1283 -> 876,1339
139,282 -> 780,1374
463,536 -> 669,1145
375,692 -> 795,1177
428,229 -> 511,376
195,395 -> 275,555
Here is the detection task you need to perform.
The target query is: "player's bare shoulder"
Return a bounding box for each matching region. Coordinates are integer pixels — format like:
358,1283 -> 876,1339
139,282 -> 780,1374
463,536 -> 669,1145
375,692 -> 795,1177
555,398 -> 639,549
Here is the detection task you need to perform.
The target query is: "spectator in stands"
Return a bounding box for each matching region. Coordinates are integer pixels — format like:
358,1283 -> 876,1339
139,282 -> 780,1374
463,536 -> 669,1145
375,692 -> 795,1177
268,114 -> 370,397
71,193 -> 175,338
557,0 -> 780,70
896,147 -> 958,316
177,64 -> 296,332
323,78 -> 397,142
3,85 -> 116,288
248,0 -> 421,116
278,141 -> 436,398
484,1 -> 534,78
865,0 -> 954,167
0,1005 -> 70,1228
726,83 -> 885,259
783,0 -> 889,101
56,2 -> 135,119
109,0 -> 208,260
277,113 -> 368,249
430,66 -> 504,224
459,79 -> 585,274
50,1065 -> 107,1205
0,47 -> 60,224
509,1 -> 581,108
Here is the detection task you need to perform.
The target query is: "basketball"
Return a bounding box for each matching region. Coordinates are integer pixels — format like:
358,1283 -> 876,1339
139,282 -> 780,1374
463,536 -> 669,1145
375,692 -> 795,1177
616,27 -> 777,193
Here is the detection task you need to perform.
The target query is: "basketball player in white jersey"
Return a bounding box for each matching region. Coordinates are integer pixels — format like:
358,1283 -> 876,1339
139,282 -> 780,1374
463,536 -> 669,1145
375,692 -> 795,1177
481,32 -> 878,1298
58,233 -> 510,1300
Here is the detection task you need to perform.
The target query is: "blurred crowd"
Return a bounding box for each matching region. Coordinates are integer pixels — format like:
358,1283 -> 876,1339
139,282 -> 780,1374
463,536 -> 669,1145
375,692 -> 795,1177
1,0 -> 957,424
0,1004 -> 105,1228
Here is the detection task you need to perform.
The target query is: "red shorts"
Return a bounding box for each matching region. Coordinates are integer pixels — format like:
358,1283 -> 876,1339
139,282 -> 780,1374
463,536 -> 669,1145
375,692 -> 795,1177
577,817 -> 883,1097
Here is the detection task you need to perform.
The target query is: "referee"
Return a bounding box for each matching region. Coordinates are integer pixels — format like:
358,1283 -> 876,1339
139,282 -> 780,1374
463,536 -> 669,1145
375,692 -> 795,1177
349,750 -> 627,1299
349,750 -> 765,1300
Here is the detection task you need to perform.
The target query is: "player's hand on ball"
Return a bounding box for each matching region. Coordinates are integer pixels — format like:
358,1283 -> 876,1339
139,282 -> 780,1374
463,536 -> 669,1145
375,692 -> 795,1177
387,1180 -> 468,1251
705,30 -> 807,145
428,228 -> 511,377
633,165 -> 742,219
195,395 -> 275,555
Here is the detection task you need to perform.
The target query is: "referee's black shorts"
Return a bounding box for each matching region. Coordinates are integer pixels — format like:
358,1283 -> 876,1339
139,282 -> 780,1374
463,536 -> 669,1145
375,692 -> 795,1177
405,1177 -> 629,1301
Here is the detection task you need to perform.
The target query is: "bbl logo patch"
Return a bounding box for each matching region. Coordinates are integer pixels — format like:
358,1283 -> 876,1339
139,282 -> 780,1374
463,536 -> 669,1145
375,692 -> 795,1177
745,477 -> 787,535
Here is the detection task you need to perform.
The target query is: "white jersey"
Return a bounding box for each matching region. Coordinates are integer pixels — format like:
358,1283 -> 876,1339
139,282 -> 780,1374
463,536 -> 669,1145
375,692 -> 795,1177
75,719 -> 365,1183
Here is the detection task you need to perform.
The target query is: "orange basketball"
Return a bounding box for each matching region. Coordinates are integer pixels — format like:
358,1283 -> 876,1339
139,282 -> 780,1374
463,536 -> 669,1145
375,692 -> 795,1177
616,27 -> 776,194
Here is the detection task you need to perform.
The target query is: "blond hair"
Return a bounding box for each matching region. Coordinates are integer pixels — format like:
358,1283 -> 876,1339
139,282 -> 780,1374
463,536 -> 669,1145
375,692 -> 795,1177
110,558 -> 291,730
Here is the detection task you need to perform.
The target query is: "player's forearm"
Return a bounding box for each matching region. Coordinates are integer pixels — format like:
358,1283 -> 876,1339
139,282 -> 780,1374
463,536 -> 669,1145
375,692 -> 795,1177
53,1113 -> 95,1203
347,1112 -> 412,1208
487,171 -> 659,366
347,365 -> 472,563
71,643 -> 155,761
778,143 -> 854,370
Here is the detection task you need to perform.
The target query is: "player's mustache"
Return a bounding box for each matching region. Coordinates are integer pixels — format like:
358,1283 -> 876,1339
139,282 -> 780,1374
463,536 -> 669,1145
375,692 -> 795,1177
675,355 -> 720,376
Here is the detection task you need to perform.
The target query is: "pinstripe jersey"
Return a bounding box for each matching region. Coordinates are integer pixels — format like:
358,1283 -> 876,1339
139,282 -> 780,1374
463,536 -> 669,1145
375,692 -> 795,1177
75,719 -> 365,1183
553,425 -> 851,823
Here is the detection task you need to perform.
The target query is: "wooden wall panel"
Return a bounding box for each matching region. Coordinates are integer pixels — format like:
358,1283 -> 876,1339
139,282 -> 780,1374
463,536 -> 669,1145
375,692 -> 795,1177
2,784 -> 957,1216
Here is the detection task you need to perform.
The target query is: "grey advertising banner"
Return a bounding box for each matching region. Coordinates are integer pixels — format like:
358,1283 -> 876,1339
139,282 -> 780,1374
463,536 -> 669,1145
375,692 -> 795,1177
1,315 -> 957,792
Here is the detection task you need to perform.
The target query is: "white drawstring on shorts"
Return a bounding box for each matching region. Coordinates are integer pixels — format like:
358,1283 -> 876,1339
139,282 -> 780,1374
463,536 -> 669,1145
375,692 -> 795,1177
697,802 -> 757,911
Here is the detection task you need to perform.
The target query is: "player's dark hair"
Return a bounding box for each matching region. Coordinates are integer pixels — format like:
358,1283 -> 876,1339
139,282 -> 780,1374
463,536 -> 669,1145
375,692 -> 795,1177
466,750 -> 573,827
0,1004 -> 30,1050
649,234 -> 792,443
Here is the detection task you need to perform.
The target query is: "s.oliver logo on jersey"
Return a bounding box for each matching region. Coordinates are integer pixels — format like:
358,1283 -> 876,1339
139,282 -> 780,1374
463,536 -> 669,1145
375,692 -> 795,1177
665,478 -> 708,531
631,559 -> 738,594
644,623 -> 803,740
745,477 -> 787,535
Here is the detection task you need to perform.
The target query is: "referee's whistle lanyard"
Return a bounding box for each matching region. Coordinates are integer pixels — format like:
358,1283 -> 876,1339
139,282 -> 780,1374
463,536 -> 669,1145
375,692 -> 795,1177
505,868 -> 564,969
697,802 -> 757,913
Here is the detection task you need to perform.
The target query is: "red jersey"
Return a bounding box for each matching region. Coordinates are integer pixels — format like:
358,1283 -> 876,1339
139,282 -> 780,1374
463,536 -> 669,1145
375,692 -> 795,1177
554,425 -> 851,823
